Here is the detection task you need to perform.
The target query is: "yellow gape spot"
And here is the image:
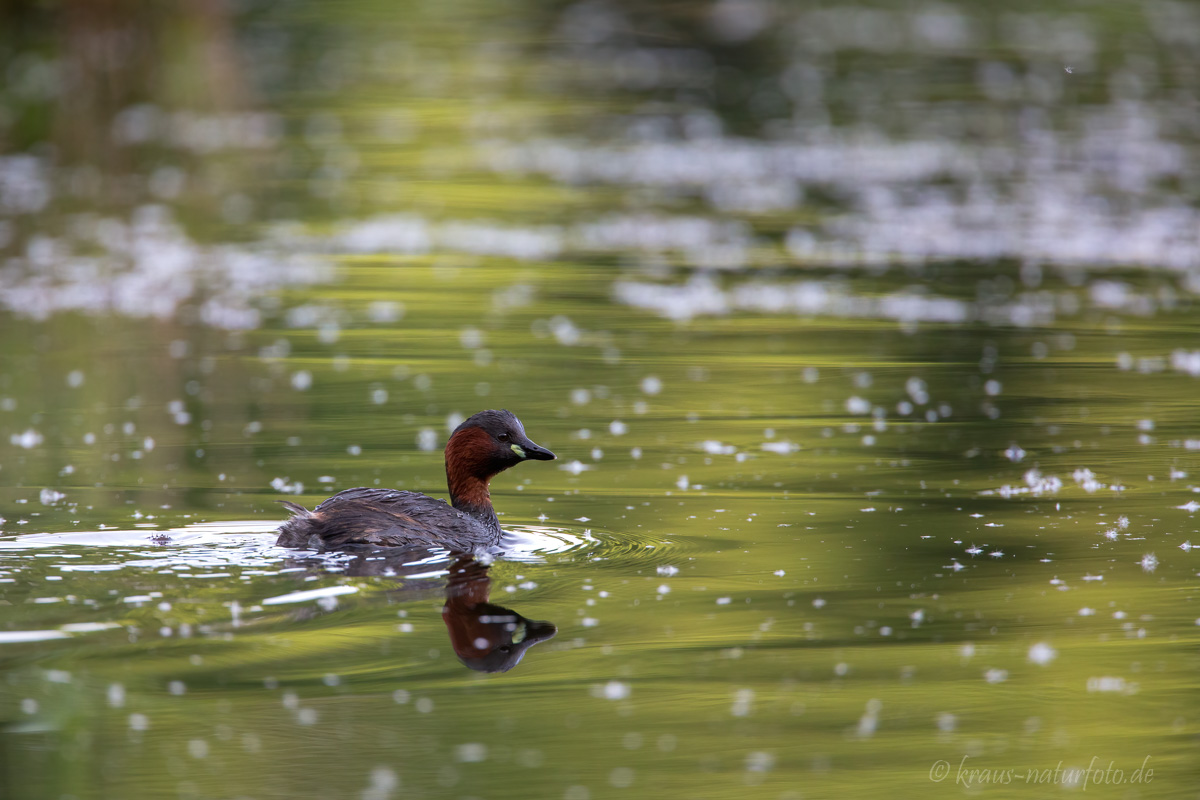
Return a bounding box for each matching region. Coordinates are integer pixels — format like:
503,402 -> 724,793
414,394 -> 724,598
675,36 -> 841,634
510,444 -> 527,458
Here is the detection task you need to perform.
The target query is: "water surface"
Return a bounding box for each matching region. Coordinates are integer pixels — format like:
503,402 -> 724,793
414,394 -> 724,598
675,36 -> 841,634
2,1 -> 1199,797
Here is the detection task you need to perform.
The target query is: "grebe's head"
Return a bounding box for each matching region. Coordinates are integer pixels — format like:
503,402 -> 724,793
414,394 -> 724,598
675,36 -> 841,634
446,409 -> 556,478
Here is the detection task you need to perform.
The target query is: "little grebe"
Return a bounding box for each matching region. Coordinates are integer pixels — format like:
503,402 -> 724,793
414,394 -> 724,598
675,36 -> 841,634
275,409 -> 555,551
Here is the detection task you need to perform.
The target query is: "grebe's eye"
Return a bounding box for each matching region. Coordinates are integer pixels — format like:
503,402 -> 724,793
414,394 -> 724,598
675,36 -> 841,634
497,432 -> 510,442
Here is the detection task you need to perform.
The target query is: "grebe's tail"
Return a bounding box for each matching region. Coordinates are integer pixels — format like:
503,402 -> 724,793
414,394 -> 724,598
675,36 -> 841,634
279,500 -> 310,517
276,501 -> 322,549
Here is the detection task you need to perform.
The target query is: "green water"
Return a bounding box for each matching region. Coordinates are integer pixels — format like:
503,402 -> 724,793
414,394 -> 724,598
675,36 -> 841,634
2,1 -> 1199,798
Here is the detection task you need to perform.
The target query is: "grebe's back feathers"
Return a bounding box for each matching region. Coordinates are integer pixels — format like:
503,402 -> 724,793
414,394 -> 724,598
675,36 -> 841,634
276,487 -> 501,551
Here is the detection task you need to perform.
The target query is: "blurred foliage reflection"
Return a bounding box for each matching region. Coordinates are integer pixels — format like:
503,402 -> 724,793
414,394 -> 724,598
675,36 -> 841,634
1,0 -> 1199,798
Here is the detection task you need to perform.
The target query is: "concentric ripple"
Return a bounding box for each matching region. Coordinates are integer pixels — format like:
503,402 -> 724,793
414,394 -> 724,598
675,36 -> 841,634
502,524 -> 715,570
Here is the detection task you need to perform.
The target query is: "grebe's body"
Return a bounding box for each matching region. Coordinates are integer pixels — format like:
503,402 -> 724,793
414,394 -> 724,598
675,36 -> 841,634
276,486 -> 501,551
276,410 -> 554,551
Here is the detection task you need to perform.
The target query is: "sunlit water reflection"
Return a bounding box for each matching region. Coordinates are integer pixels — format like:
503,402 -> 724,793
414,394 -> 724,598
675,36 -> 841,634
3,0 -> 1200,798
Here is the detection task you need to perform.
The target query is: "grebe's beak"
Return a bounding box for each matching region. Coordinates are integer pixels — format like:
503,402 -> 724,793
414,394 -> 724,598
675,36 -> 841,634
512,437 -> 556,461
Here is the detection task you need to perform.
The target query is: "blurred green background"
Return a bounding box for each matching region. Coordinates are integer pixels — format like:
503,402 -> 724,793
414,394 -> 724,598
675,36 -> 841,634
1,0 -> 1199,798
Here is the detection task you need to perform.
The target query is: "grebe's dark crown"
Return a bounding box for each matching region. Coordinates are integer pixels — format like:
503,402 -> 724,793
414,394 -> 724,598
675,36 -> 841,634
455,409 -> 523,436
451,410 -> 555,462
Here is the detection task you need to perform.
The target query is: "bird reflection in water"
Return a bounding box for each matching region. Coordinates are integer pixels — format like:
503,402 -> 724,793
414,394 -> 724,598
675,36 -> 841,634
441,555 -> 557,673
290,548 -> 557,674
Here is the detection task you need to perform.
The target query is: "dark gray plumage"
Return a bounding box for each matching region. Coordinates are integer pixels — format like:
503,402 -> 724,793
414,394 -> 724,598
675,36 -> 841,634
275,488 -> 498,551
